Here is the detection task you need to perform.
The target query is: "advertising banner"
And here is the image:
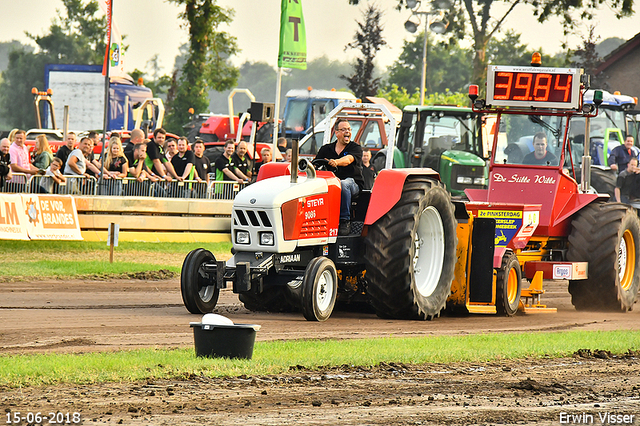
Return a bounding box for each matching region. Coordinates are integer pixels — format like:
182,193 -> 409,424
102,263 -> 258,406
0,194 -> 82,241
278,0 -> 307,70
0,194 -> 29,240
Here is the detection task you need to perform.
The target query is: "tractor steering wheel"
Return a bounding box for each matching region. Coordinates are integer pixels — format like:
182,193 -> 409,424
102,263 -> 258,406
311,158 -> 337,172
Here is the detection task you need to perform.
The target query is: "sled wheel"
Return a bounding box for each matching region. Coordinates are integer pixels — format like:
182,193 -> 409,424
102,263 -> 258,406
496,251 -> 522,316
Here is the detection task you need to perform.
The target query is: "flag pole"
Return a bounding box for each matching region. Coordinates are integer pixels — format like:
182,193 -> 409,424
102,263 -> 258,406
272,66 -> 283,162
99,0 -> 113,183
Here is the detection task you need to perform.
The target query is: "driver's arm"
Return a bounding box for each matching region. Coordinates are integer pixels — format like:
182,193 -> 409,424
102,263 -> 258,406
332,154 -> 354,168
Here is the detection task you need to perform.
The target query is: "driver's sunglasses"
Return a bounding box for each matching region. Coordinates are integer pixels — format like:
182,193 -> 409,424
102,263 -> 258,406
337,127 -> 351,132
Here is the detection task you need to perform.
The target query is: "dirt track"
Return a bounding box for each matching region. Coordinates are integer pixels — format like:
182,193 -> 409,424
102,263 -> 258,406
1,278 -> 639,425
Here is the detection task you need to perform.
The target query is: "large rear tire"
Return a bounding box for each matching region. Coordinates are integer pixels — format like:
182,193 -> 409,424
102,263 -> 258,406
567,202 -> 640,311
301,257 -> 338,322
181,249 -> 219,314
364,176 -> 457,320
496,251 -> 522,316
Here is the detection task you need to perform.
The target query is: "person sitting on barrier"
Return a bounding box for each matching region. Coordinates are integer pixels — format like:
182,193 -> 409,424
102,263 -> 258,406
170,137 -> 195,182
253,147 -> 272,176
614,156 -> 640,204
192,139 -> 211,185
64,136 -> 92,177
145,128 -> 176,181
32,134 -> 54,171
9,130 -> 39,176
39,157 -> 66,194
55,132 -> 77,171
0,138 -> 12,189
231,141 -> 252,181
215,140 -> 246,183
314,118 -> 364,236
609,136 -> 639,172
522,132 -> 558,166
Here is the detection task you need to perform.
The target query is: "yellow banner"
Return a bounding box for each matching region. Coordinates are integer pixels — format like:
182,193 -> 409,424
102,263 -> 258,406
478,210 -> 523,219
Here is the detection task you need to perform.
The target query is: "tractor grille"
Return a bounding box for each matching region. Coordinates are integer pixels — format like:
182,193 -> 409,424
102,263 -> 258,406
299,219 -> 328,238
450,164 -> 486,192
234,209 -> 273,228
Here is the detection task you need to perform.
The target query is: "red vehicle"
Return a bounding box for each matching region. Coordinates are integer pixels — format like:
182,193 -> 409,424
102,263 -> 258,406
180,54 -> 639,324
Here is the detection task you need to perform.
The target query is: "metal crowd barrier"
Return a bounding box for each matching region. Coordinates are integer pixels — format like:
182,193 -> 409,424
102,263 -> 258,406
1,173 -> 249,200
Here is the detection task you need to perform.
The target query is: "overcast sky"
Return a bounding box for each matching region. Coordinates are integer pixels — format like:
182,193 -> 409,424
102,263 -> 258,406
1,0 -> 639,76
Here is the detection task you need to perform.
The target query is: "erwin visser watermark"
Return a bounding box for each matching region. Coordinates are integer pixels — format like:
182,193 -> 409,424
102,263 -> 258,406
559,412 -> 635,424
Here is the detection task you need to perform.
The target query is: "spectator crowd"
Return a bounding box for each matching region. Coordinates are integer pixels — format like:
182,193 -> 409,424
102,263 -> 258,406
0,128 -> 308,199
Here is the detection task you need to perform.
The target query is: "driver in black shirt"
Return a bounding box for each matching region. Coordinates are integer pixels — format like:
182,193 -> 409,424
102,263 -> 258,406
314,118 -> 364,236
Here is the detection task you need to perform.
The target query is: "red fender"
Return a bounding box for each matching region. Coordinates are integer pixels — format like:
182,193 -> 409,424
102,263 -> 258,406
364,168 -> 441,225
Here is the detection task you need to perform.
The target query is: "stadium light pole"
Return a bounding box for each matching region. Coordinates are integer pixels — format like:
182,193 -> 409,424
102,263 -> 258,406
404,0 -> 449,106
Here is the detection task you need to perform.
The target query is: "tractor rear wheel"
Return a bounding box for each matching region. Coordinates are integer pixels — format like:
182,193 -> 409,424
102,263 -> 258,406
567,202 -> 640,311
364,176 -> 457,320
496,251 -> 522,316
181,249 -> 219,314
301,257 -> 338,321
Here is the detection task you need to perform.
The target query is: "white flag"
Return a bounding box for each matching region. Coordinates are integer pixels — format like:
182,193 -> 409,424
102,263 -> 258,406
98,0 -> 125,77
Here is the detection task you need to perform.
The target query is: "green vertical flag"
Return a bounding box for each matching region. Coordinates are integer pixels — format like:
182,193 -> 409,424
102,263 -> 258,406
278,0 -> 307,70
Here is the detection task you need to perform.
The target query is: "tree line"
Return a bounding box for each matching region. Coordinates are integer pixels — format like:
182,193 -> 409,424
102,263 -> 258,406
0,0 -> 631,133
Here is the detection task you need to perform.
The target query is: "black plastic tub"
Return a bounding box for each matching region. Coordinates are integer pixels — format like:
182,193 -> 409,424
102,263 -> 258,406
190,323 -> 261,359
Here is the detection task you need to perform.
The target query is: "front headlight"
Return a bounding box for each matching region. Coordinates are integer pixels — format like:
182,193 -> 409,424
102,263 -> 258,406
473,177 -> 486,185
236,230 -> 250,244
457,176 -> 473,184
260,232 -> 274,246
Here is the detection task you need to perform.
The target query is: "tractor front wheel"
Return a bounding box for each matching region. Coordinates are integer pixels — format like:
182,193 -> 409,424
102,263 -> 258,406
496,251 -> 522,316
567,203 -> 640,311
301,257 -> 338,321
364,176 -> 457,320
181,249 -> 219,314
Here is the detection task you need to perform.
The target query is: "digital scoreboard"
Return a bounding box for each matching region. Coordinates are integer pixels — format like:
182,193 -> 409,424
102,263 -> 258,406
486,66 -> 582,109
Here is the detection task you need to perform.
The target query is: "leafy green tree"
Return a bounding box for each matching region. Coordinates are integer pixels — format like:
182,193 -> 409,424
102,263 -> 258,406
386,37 -> 472,95
0,0 -> 106,130
341,5 -> 387,100
376,84 -> 468,110
572,27 -> 605,89
164,0 -> 239,134
0,41 -> 33,73
486,31 -> 566,68
349,0 -> 634,89
206,56 -> 353,116
386,29 -> 565,97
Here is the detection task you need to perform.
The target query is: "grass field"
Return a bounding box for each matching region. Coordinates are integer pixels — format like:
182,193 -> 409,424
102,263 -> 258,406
0,330 -> 638,387
0,241 -> 232,279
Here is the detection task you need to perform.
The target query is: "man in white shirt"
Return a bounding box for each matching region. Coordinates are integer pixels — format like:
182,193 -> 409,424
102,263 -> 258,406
64,137 -> 93,177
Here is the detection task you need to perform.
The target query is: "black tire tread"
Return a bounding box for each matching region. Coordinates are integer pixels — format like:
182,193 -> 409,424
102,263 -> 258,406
496,251 -> 522,316
567,202 -> 640,311
364,176 -> 457,320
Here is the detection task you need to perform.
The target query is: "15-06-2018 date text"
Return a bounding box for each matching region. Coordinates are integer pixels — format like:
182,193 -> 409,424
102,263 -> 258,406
5,412 -> 81,424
